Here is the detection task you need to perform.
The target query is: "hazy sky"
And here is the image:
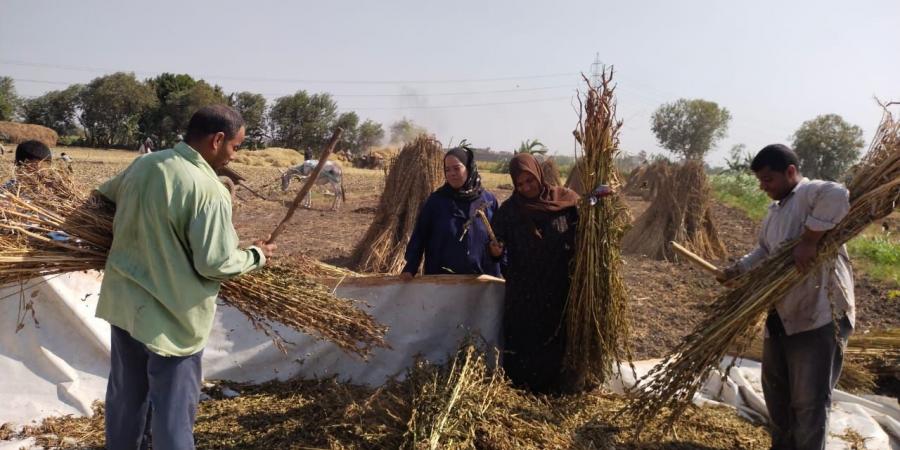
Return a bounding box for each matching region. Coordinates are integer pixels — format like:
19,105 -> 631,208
2,0 -> 898,164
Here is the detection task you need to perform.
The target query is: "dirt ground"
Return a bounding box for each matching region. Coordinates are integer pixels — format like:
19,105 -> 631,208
226,163 -> 900,363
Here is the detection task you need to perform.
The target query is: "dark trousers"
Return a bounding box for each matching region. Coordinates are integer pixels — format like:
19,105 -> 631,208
762,313 -> 852,450
105,325 -> 203,450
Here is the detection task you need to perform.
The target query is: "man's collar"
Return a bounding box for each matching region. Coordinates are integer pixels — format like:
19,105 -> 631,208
173,142 -> 217,177
772,177 -> 809,208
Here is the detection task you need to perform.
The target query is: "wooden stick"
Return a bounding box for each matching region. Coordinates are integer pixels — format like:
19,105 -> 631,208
237,183 -> 268,200
267,128 -> 343,244
218,166 -> 269,200
218,165 -> 248,183
670,241 -> 723,278
475,209 -> 497,242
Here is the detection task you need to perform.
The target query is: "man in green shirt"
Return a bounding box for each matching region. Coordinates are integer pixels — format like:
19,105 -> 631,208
96,105 -> 276,450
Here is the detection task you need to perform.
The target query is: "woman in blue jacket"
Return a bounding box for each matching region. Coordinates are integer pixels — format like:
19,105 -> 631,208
400,146 -> 501,279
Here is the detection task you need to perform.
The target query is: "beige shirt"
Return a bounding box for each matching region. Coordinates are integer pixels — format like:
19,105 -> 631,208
737,178 -> 855,335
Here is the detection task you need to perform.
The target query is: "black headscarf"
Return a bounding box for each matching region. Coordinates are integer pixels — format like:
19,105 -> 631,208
437,146 -> 483,201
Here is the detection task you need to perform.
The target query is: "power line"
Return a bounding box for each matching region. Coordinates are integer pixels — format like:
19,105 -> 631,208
8,78 -> 75,86
0,59 -> 578,85
9,76 -> 574,110
12,76 -> 577,99
346,96 -> 573,111
260,84 -> 576,98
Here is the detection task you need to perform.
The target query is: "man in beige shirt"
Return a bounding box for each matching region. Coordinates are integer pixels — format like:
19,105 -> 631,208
721,144 -> 854,450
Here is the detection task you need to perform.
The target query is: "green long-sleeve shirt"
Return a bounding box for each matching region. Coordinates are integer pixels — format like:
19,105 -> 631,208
96,142 -> 265,356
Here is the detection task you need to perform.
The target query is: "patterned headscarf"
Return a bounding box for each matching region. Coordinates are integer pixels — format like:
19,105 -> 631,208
437,146 -> 483,201
509,153 -> 579,216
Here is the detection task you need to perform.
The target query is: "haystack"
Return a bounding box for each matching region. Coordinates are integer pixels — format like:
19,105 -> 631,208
623,159 -> 668,200
564,70 -> 634,388
564,157 -> 586,195
541,157 -> 562,187
0,168 -> 386,356
349,135 -> 444,274
621,159 -> 726,261
0,121 -> 58,147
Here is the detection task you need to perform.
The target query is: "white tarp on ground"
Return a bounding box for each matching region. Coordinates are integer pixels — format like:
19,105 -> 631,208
1,271 -> 898,449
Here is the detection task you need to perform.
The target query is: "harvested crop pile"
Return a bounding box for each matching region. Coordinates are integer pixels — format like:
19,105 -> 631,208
349,135 -> 444,274
541,156 -> 562,187
622,159 -> 727,261
623,160 -> 668,201
0,121 -> 58,147
13,342 -> 770,449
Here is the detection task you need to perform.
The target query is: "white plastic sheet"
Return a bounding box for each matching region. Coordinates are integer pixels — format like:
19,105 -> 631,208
0,272 -> 503,427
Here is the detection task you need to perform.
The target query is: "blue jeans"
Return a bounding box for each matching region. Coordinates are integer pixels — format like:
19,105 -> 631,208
762,313 -> 852,450
105,325 -> 203,450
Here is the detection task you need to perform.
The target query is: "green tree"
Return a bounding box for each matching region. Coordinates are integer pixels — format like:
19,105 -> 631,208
230,92 -> 267,149
516,138 -> 548,155
269,91 -> 338,154
0,76 -> 21,121
334,111 -> 360,153
21,85 -> 84,136
651,98 -> 731,161
724,143 -> 752,173
142,73 -> 227,146
389,117 -> 427,144
169,81 -> 227,132
791,114 -> 864,180
356,119 -> 385,154
141,73 -> 196,144
79,72 -> 158,147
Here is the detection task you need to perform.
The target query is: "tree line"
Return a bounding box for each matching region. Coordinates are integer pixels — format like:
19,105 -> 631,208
1,75 -> 867,178
0,74 -> 434,156
650,98 -> 865,180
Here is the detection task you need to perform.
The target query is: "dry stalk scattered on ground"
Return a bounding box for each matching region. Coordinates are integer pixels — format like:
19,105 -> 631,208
622,159 -> 727,261
565,70 -> 635,388
0,168 -> 386,357
13,341 -> 771,450
350,134 -> 444,274
621,104 -> 900,437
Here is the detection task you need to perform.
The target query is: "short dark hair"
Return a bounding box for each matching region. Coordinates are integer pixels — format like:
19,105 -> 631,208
751,144 -> 800,173
185,105 -> 244,144
15,140 -> 52,166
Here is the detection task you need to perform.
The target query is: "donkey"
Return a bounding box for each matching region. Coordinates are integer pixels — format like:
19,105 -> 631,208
280,160 -> 346,210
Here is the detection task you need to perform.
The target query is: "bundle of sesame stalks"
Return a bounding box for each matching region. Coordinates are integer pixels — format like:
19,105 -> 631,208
350,134 -> 444,274
566,69 -> 634,388
622,103 -> 900,436
0,168 -> 387,357
540,157 -> 563,187
622,159 -> 726,261
844,327 -> 900,382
